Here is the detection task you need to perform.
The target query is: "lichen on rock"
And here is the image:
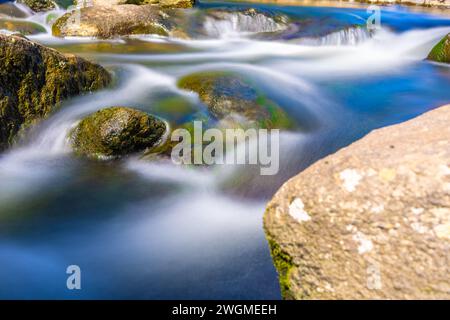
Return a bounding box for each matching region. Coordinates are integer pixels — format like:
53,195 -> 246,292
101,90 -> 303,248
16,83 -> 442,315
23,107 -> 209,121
71,107 -> 167,158
0,34 -> 111,150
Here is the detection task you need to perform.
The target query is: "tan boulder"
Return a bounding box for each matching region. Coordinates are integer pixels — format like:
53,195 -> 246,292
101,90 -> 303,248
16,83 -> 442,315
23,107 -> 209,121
264,105 -> 450,299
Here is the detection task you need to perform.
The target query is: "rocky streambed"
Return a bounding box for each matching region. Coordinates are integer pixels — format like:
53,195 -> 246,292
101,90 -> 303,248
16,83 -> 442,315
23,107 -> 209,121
0,0 -> 450,299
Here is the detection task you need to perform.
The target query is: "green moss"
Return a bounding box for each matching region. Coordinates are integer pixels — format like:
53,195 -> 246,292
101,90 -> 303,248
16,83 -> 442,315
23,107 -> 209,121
54,0 -> 74,9
0,19 -> 46,35
153,96 -> 197,123
71,107 -> 166,158
428,33 -> 450,63
177,71 -> 228,102
266,235 -> 295,300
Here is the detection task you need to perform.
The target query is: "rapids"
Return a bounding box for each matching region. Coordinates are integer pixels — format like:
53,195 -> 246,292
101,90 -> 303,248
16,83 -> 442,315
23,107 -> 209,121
1,0 -> 450,299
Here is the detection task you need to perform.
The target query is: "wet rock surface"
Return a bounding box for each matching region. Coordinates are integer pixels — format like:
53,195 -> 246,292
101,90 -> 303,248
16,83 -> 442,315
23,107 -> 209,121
264,105 -> 450,299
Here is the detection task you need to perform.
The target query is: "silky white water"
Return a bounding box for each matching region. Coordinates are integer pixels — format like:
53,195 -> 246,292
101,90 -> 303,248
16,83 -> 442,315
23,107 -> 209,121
1,1 -> 450,298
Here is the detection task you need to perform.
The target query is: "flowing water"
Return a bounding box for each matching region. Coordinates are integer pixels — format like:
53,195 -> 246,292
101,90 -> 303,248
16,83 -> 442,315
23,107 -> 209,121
1,0 -> 450,299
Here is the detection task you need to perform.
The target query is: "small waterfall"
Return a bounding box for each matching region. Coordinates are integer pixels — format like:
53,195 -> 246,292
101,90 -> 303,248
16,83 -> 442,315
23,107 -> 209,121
203,10 -> 288,39
299,26 -> 372,46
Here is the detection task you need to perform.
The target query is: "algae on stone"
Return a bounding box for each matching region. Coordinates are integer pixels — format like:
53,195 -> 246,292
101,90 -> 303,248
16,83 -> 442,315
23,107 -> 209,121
177,71 -> 294,129
0,18 -> 46,35
266,234 -> 295,300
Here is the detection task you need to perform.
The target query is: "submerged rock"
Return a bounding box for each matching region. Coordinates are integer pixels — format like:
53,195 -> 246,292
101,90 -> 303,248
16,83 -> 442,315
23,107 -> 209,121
264,105 -> 450,299
0,2 -> 29,18
0,34 -> 111,150
428,33 -> 450,64
52,4 -> 184,38
178,71 -> 294,129
71,107 -> 166,158
17,0 -> 56,12
201,8 -> 289,38
0,18 -> 46,35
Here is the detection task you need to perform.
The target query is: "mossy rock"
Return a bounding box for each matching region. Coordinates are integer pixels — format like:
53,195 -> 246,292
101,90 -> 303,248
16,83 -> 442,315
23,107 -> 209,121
0,34 -> 111,150
17,0 -> 56,12
52,4 -> 174,38
0,18 -> 46,35
71,107 -> 166,158
177,71 -> 295,129
124,0 -> 195,9
428,33 -> 450,64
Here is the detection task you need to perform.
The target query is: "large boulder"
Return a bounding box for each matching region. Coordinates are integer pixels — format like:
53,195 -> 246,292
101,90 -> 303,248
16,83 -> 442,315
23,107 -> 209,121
428,33 -> 450,64
74,0 -> 194,8
177,71 -> 294,129
71,107 -> 166,158
264,105 -> 450,299
0,34 -> 111,150
17,0 -> 56,12
52,4 -> 185,38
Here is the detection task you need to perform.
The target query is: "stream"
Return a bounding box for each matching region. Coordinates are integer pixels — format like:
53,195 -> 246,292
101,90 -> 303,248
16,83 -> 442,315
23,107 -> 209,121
1,0 -> 450,299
